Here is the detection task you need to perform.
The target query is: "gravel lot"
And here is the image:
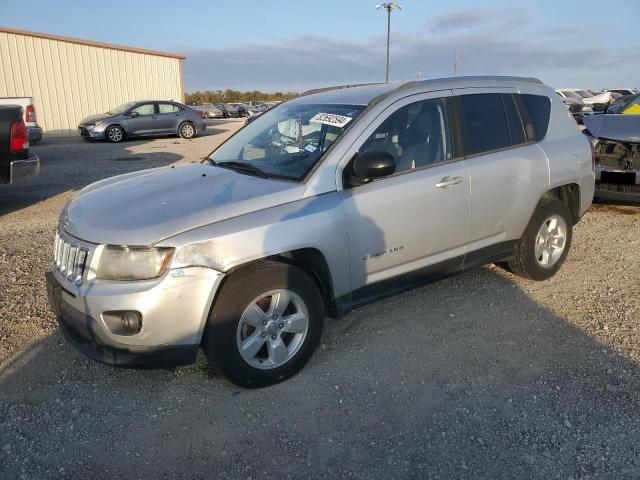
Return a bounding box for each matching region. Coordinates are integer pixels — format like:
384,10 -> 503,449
1,125 -> 639,479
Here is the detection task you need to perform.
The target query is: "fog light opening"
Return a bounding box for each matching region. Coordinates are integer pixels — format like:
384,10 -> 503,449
103,311 -> 142,336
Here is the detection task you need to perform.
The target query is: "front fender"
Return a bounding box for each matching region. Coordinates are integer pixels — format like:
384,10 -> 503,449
157,192 -> 352,299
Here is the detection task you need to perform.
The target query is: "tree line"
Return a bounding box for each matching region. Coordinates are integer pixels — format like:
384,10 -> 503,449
186,89 -> 298,104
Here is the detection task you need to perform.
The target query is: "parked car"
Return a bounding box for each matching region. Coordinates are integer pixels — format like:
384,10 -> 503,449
604,88 -> 639,97
47,76 -> 593,388
583,114 -> 640,202
78,101 -> 206,142
0,105 -> 39,184
557,89 -> 617,113
0,97 -> 43,144
226,103 -> 249,117
606,94 -> 639,114
214,104 -> 240,118
199,103 -> 224,119
555,91 -> 593,122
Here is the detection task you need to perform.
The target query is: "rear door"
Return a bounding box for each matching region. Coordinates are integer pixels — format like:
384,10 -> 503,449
156,102 -> 183,133
452,89 -> 549,256
124,102 -> 158,136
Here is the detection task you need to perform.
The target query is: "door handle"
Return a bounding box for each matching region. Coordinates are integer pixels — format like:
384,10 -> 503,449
435,176 -> 463,188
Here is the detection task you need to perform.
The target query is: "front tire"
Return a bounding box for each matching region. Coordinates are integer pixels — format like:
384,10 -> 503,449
106,125 -> 124,143
178,121 -> 196,139
203,261 -> 324,388
508,198 -> 573,281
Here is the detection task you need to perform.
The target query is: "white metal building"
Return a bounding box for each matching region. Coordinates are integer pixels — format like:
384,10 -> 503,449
0,27 -> 185,134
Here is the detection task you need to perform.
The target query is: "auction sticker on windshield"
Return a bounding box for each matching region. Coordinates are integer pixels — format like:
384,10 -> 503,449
310,113 -> 353,128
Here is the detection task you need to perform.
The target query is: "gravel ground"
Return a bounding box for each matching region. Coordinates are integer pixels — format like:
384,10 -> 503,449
1,130 -> 639,479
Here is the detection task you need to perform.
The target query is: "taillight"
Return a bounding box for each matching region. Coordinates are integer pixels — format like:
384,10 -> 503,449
26,104 -> 36,123
589,140 -> 597,172
10,120 -> 29,152
197,111 -> 204,118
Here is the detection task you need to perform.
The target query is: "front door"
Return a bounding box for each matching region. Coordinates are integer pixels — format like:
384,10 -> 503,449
125,102 -> 157,136
338,93 -> 470,296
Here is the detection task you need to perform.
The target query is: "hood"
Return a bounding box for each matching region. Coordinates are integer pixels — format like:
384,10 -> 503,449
583,92 -> 612,104
79,113 -> 111,125
583,114 -> 640,143
64,164 -> 304,245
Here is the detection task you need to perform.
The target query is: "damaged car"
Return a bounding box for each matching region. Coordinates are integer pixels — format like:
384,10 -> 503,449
583,114 -> 640,202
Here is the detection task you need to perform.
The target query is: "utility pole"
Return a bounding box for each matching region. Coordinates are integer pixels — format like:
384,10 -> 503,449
453,48 -> 461,76
416,67 -> 422,80
376,3 -> 402,83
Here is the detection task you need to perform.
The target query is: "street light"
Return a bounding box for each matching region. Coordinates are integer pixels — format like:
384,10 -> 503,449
376,2 -> 402,83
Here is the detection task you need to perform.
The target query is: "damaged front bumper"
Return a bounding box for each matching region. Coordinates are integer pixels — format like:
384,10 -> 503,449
46,265 -> 225,367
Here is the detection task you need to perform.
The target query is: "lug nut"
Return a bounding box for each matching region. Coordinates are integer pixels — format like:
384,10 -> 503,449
271,335 -> 277,340
261,332 -> 267,338
278,323 -> 284,329
262,320 -> 268,326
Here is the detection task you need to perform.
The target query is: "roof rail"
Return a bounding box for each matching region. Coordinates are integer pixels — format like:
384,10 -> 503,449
398,75 -> 543,91
300,82 -> 385,97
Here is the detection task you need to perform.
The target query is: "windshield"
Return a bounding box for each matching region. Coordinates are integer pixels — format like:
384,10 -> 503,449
210,103 -> 365,181
106,102 -> 137,115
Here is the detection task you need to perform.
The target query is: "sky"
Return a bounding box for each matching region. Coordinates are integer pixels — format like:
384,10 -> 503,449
1,0 -> 639,92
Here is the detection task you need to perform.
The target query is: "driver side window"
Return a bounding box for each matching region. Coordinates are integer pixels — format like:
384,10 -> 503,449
360,98 -> 452,173
131,103 -> 155,116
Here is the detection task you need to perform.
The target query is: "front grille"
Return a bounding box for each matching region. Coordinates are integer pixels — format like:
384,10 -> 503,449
569,104 -> 582,114
591,103 -> 607,112
53,231 -> 89,285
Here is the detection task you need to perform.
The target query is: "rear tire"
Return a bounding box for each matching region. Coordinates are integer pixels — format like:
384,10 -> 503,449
508,198 -> 572,281
178,121 -> 196,139
203,261 -> 324,388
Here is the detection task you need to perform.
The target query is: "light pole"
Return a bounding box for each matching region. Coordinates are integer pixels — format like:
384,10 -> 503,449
376,2 -> 402,83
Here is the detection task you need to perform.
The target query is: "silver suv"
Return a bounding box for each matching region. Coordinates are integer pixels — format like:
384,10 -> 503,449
46,76 -> 594,388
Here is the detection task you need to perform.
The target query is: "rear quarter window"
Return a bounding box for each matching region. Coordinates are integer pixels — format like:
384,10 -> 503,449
519,94 -> 551,142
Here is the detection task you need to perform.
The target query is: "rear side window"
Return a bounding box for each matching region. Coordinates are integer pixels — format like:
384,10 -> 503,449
502,94 -> 526,146
458,94 -> 510,155
519,94 -> 551,142
159,103 -> 180,114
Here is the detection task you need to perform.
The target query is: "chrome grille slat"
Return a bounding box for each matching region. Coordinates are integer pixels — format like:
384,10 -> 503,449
53,231 -> 89,285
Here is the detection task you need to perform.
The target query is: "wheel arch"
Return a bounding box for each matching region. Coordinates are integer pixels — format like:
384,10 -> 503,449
541,183 -> 581,224
225,247 -> 339,318
105,123 -> 127,139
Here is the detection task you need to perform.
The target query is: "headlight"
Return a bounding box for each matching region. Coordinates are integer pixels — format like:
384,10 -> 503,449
97,246 -> 174,280
94,120 -> 104,128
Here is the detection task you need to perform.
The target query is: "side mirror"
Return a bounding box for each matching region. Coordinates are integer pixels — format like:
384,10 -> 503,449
352,150 -> 396,180
129,111 -> 139,118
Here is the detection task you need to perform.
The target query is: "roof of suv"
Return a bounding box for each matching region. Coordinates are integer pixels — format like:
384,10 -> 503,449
294,76 -> 543,106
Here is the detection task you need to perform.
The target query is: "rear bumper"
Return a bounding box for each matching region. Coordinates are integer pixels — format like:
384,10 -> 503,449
10,154 -> 40,183
28,126 -> 43,144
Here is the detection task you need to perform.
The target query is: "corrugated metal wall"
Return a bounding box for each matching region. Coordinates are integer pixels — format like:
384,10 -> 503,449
0,30 -> 184,134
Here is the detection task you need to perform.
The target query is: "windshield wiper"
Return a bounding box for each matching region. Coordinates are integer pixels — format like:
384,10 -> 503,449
211,160 -> 268,178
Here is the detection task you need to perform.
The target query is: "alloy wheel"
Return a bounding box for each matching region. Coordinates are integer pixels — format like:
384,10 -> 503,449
534,214 -> 567,267
236,289 -> 309,370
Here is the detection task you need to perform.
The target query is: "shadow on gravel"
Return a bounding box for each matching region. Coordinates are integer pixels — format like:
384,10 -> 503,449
0,127 -> 228,217
0,137 -> 183,217
2,267 -> 640,479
